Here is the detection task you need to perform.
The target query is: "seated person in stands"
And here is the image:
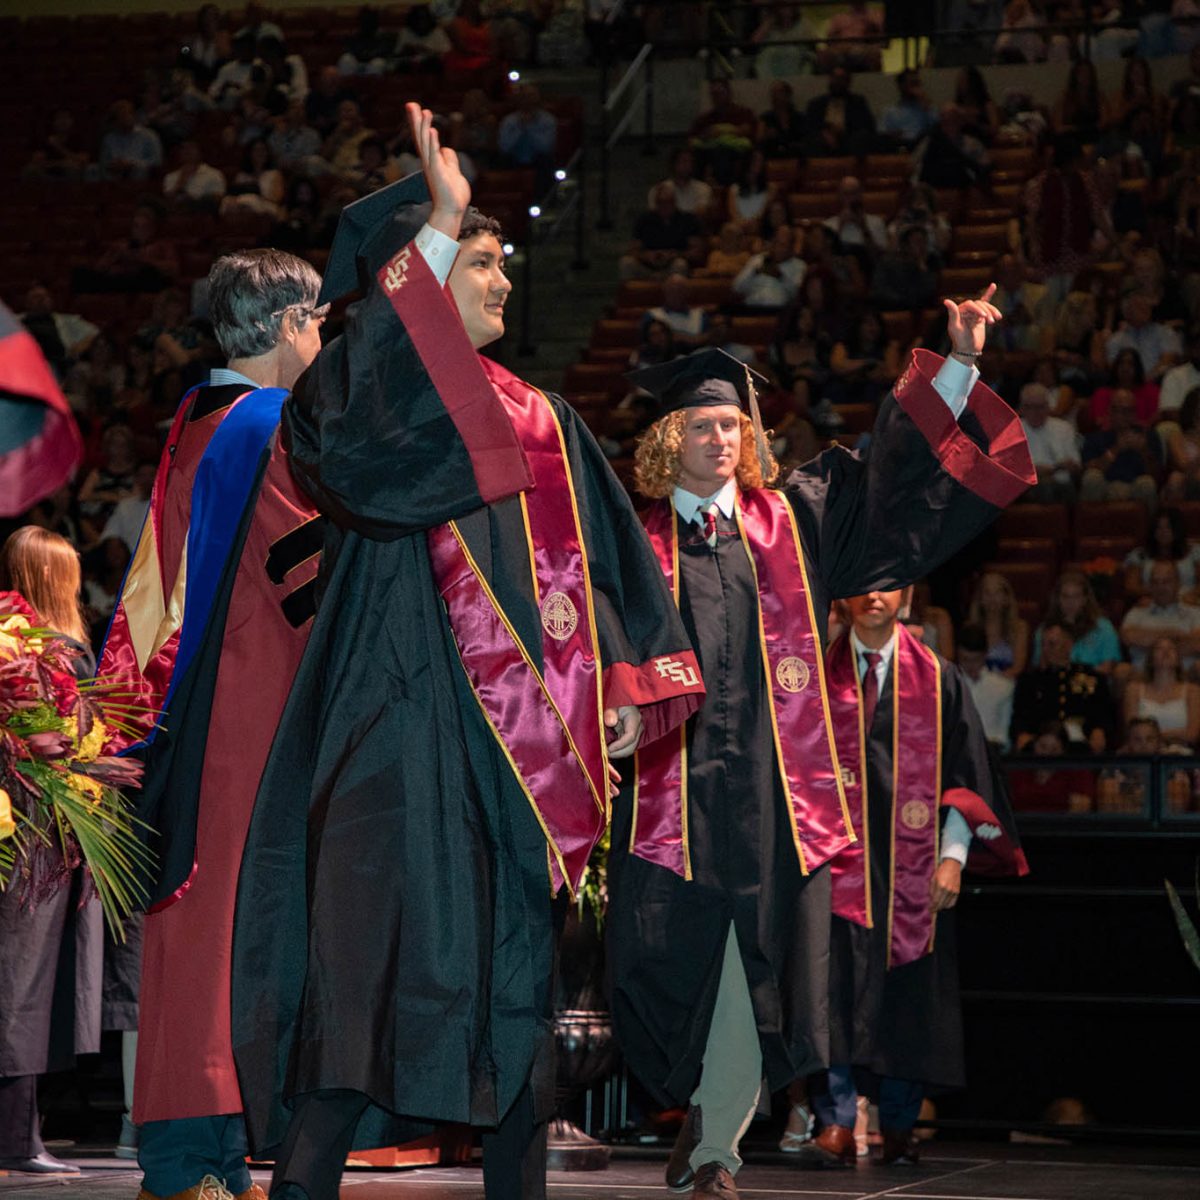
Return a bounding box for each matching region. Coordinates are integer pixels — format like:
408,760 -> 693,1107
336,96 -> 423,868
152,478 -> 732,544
1105,290 -> 1182,383
879,68 -> 936,150
770,303 -> 831,394
732,225 -> 807,310
818,0 -> 885,72
917,103 -> 990,190
322,98 -> 375,176
336,5 -> 397,75
688,76 -> 756,145
703,312 -> 759,366
1158,333 -> 1200,419
1008,721 -> 1096,813
869,225 -> 940,312
957,622 -> 1015,750
822,175 -> 887,261
163,139 -> 227,210
1119,560 -> 1200,674
701,223 -> 752,278
647,147 -> 714,222
1088,346 -> 1160,429
395,5 -> 451,73
344,136 -> 401,195
953,65 -> 1001,144
19,283 -> 98,383
828,309 -> 900,407
220,137 -> 286,217
98,98 -> 163,180
497,84 -> 558,192
207,31 -> 261,110
23,108 -> 90,180
751,6 -> 819,79
628,318 -> 677,372
1019,381 -> 1080,503
1079,389 -> 1162,508
991,253 -> 1049,352
1121,716 -> 1163,755
1123,508 -> 1200,601
1045,291 -> 1107,392
1123,637 -> 1200,749
620,182 -> 705,279
768,378 -> 820,469
727,150 -> 776,231
803,66 -> 876,158
269,98 -> 324,175
305,65 -> 357,138
887,182 -> 951,256
1012,622 -> 1114,753
967,571 -> 1029,679
71,201 -> 180,295
758,80 -> 807,161
640,273 -> 709,351
1165,386 -> 1200,501
1032,569 -> 1120,674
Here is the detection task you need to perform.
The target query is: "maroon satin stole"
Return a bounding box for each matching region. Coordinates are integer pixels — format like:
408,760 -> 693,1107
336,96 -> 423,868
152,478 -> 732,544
633,487 -> 854,880
426,359 -> 607,895
826,622 -> 943,967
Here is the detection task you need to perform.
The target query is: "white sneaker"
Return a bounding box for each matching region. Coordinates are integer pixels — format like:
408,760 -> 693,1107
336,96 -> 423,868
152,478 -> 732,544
115,1114 -> 139,1160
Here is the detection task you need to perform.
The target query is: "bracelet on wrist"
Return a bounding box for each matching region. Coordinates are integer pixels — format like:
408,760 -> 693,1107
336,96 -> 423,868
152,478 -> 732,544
951,349 -> 982,360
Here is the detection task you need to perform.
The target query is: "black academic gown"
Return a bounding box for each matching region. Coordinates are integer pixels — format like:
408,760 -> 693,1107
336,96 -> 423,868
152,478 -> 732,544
230,234 -> 698,1156
829,657 -> 1001,1091
607,370 -> 1035,1107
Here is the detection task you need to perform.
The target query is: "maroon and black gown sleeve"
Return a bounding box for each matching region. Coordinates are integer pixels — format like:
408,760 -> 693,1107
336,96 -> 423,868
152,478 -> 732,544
550,396 -> 704,747
284,241 -> 533,539
785,348 -> 1035,598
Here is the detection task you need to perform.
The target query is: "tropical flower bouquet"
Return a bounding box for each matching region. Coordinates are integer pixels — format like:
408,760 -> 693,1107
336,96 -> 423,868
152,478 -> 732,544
0,591 -> 151,938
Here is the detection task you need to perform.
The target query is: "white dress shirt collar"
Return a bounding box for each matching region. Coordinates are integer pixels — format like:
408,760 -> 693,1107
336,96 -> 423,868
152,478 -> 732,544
672,477 -> 738,524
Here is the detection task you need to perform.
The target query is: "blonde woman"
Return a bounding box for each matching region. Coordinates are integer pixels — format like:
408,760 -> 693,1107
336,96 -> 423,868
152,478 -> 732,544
967,571 -> 1029,678
1123,636 -> 1200,749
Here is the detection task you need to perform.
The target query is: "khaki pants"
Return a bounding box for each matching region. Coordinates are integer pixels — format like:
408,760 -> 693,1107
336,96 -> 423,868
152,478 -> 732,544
689,924 -> 763,1175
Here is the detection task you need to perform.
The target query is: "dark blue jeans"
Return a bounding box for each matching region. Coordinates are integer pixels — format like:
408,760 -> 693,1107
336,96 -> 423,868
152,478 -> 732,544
138,1115 -> 252,1196
810,1064 -> 924,1133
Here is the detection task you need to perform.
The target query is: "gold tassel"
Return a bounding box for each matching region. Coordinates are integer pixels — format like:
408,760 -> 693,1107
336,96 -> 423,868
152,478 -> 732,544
744,363 -> 772,480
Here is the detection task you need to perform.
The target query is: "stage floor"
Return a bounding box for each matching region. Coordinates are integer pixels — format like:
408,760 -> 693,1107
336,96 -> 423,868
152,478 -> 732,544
3,1143 -> 1200,1200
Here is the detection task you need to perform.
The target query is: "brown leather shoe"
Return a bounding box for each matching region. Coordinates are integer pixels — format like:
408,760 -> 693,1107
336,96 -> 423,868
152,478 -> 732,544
793,1123 -> 857,1168
880,1129 -> 921,1165
135,1177 -> 265,1200
691,1161 -> 739,1197
665,1104 -> 701,1192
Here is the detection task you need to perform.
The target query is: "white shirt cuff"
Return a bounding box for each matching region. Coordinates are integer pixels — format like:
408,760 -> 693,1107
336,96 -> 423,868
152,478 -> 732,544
940,806 -> 972,866
414,223 -> 459,286
932,353 -> 979,421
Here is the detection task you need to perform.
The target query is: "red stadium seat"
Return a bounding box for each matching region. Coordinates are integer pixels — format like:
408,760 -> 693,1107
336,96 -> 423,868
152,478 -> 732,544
1074,501 -> 1148,545
995,504 -> 1070,542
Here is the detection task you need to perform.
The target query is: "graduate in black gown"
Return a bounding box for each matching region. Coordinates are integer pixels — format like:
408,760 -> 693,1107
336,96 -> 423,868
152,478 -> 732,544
606,291 -> 1035,1199
229,105 -> 703,1200
800,587 -> 1027,1169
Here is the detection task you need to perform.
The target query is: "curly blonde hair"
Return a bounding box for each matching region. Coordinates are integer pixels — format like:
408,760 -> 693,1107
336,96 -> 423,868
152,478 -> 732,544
634,409 -> 779,499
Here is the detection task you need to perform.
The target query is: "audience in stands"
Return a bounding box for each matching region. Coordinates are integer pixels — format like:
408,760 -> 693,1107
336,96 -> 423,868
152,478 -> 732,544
1008,721 -> 1097,813
641,273 -> 708,350
733,225 -> 807,310
957,623 -> 1016,750
72,202 -> 179,295
968,572 -> 1030,679
917,103 -> 991,189
879,68 -> 936,149
1033,569 -> 1122,673
870,225 -> 940,311
823,175 -> 888,258
1080,388 -> 1162,507
1124,507 -> 1200,599
804,66 -> 876,157
648,147 -> 714,221
1020,381 -> 1081,502
727,150 -> 775,230
1089,346 -> 1161,427
758,80 -> 808,161
497,84 -> 559,191
819,0 -> 885,72
1123,635 -> 1200,748
1120,559 -> 1200,671
337,6 -> 398,76
700,223 -> 752,278
19,284 -> 98,383
828,309 -> 899,406
1165,386 -> 1200,497
99,100 -> 164,181
992,253 -> 1050,352
163,140 -> 228,211
621,182 -> 705,279
1106,289 -> 1183,381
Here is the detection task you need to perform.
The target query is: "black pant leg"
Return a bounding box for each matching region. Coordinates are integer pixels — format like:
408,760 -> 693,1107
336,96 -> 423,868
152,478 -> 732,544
482,1083 -> 547,1200
0,1075 -> 44,1159
268,1090 -> 369,1200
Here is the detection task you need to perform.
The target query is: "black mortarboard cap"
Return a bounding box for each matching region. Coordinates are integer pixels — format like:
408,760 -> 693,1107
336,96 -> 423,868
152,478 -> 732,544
317,171 -> 432,305
626,348 -> 769,420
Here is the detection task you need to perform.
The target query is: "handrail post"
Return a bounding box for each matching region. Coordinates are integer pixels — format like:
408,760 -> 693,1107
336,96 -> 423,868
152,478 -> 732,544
642,51 -> 655,156
573,148 -> 589,270
598,45 -> 613,230
518,226 -> 536,356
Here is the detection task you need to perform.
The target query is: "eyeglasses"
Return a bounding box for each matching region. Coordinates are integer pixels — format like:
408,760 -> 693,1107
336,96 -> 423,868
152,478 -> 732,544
271,302 -> 331,323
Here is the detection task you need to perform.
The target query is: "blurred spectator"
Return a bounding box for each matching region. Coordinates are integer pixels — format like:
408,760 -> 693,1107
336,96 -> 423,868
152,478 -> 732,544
182,3 -> 232,85
139,72 -> 213,149
444,0 -> 500,91
992,253 -> 1050,351
1119,559 -> 1200,671
880,68 -> 936,150
1105,289 -> 1182,381
629,318 -> 677,370
163,140 -> 227,210
967,570 -> 1030,678
1053,59 -> 1112,142
620,183 -> 705,279
269,97 -> 325,175
450,89 -> 498,168
77,424 -> 139,544
704,312 -> 758,366
917,103 -> 991,189
138,289 -> 210,403
771,303 -> 832,393
701,222 -> 752,277
751,4 -> 819,78
727,150 -> 775,230
235,1 -> 283,44
1159,332 -> 1200,416
220,138 -> 286,217
256,35 -> 309,109
98,99 -> 163,180
1032,569 -> 1122,672
72,202 -> 179,295
769,380 -> 821,467
1123,635 -> 1200,746
97,461 -> 156,555
23,108 -> 89,181
1123,507 -> 1200,599
804,66 -> 876,157
226,91 -> 274,149
1012,622 -> 1114,752
957,622 -> 1016,750
641,273 -> 708,350
1113,56 -> 1168,140
1032,356 -> 1085,428
1166,90 -> 1200,160
1020,381 -> 1081,502
306,66 -> 357,138
870,225 -> 939,311
1120,716 -> 1163,755
1007,721 -> 1097,813
497,84 -> 558,191
273,177 -> 327,251
1079,387 -> 1162,506
758,81 -> 808,161
994,0 -> 1047,63
689,77 -> 756,185
19,284 -> 98,383
395,5 -> 452,72
322,99 -> 375,175
823,175 -> 888,258
828,309 -> 900,406
1046,290 -> 1107,385
1089,346 -> 1161,426
1024,136 -> 1116,305
63,332 -> 127,418
345,136 -> 400,195
1165,386 -> 1200,498
888,182 -> 952,255
953,65 -> 1001,144
337,6 -> 397,75
819,0 -> 885,72
207,31 -> 261,110
997,87 -> 1050,147
733,225 -> 807,310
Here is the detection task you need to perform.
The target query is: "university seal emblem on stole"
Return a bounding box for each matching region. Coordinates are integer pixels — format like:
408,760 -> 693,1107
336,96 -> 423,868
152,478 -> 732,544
775,655 -> 811,694
540,591 -> 578,641
901,799 -> 931,830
